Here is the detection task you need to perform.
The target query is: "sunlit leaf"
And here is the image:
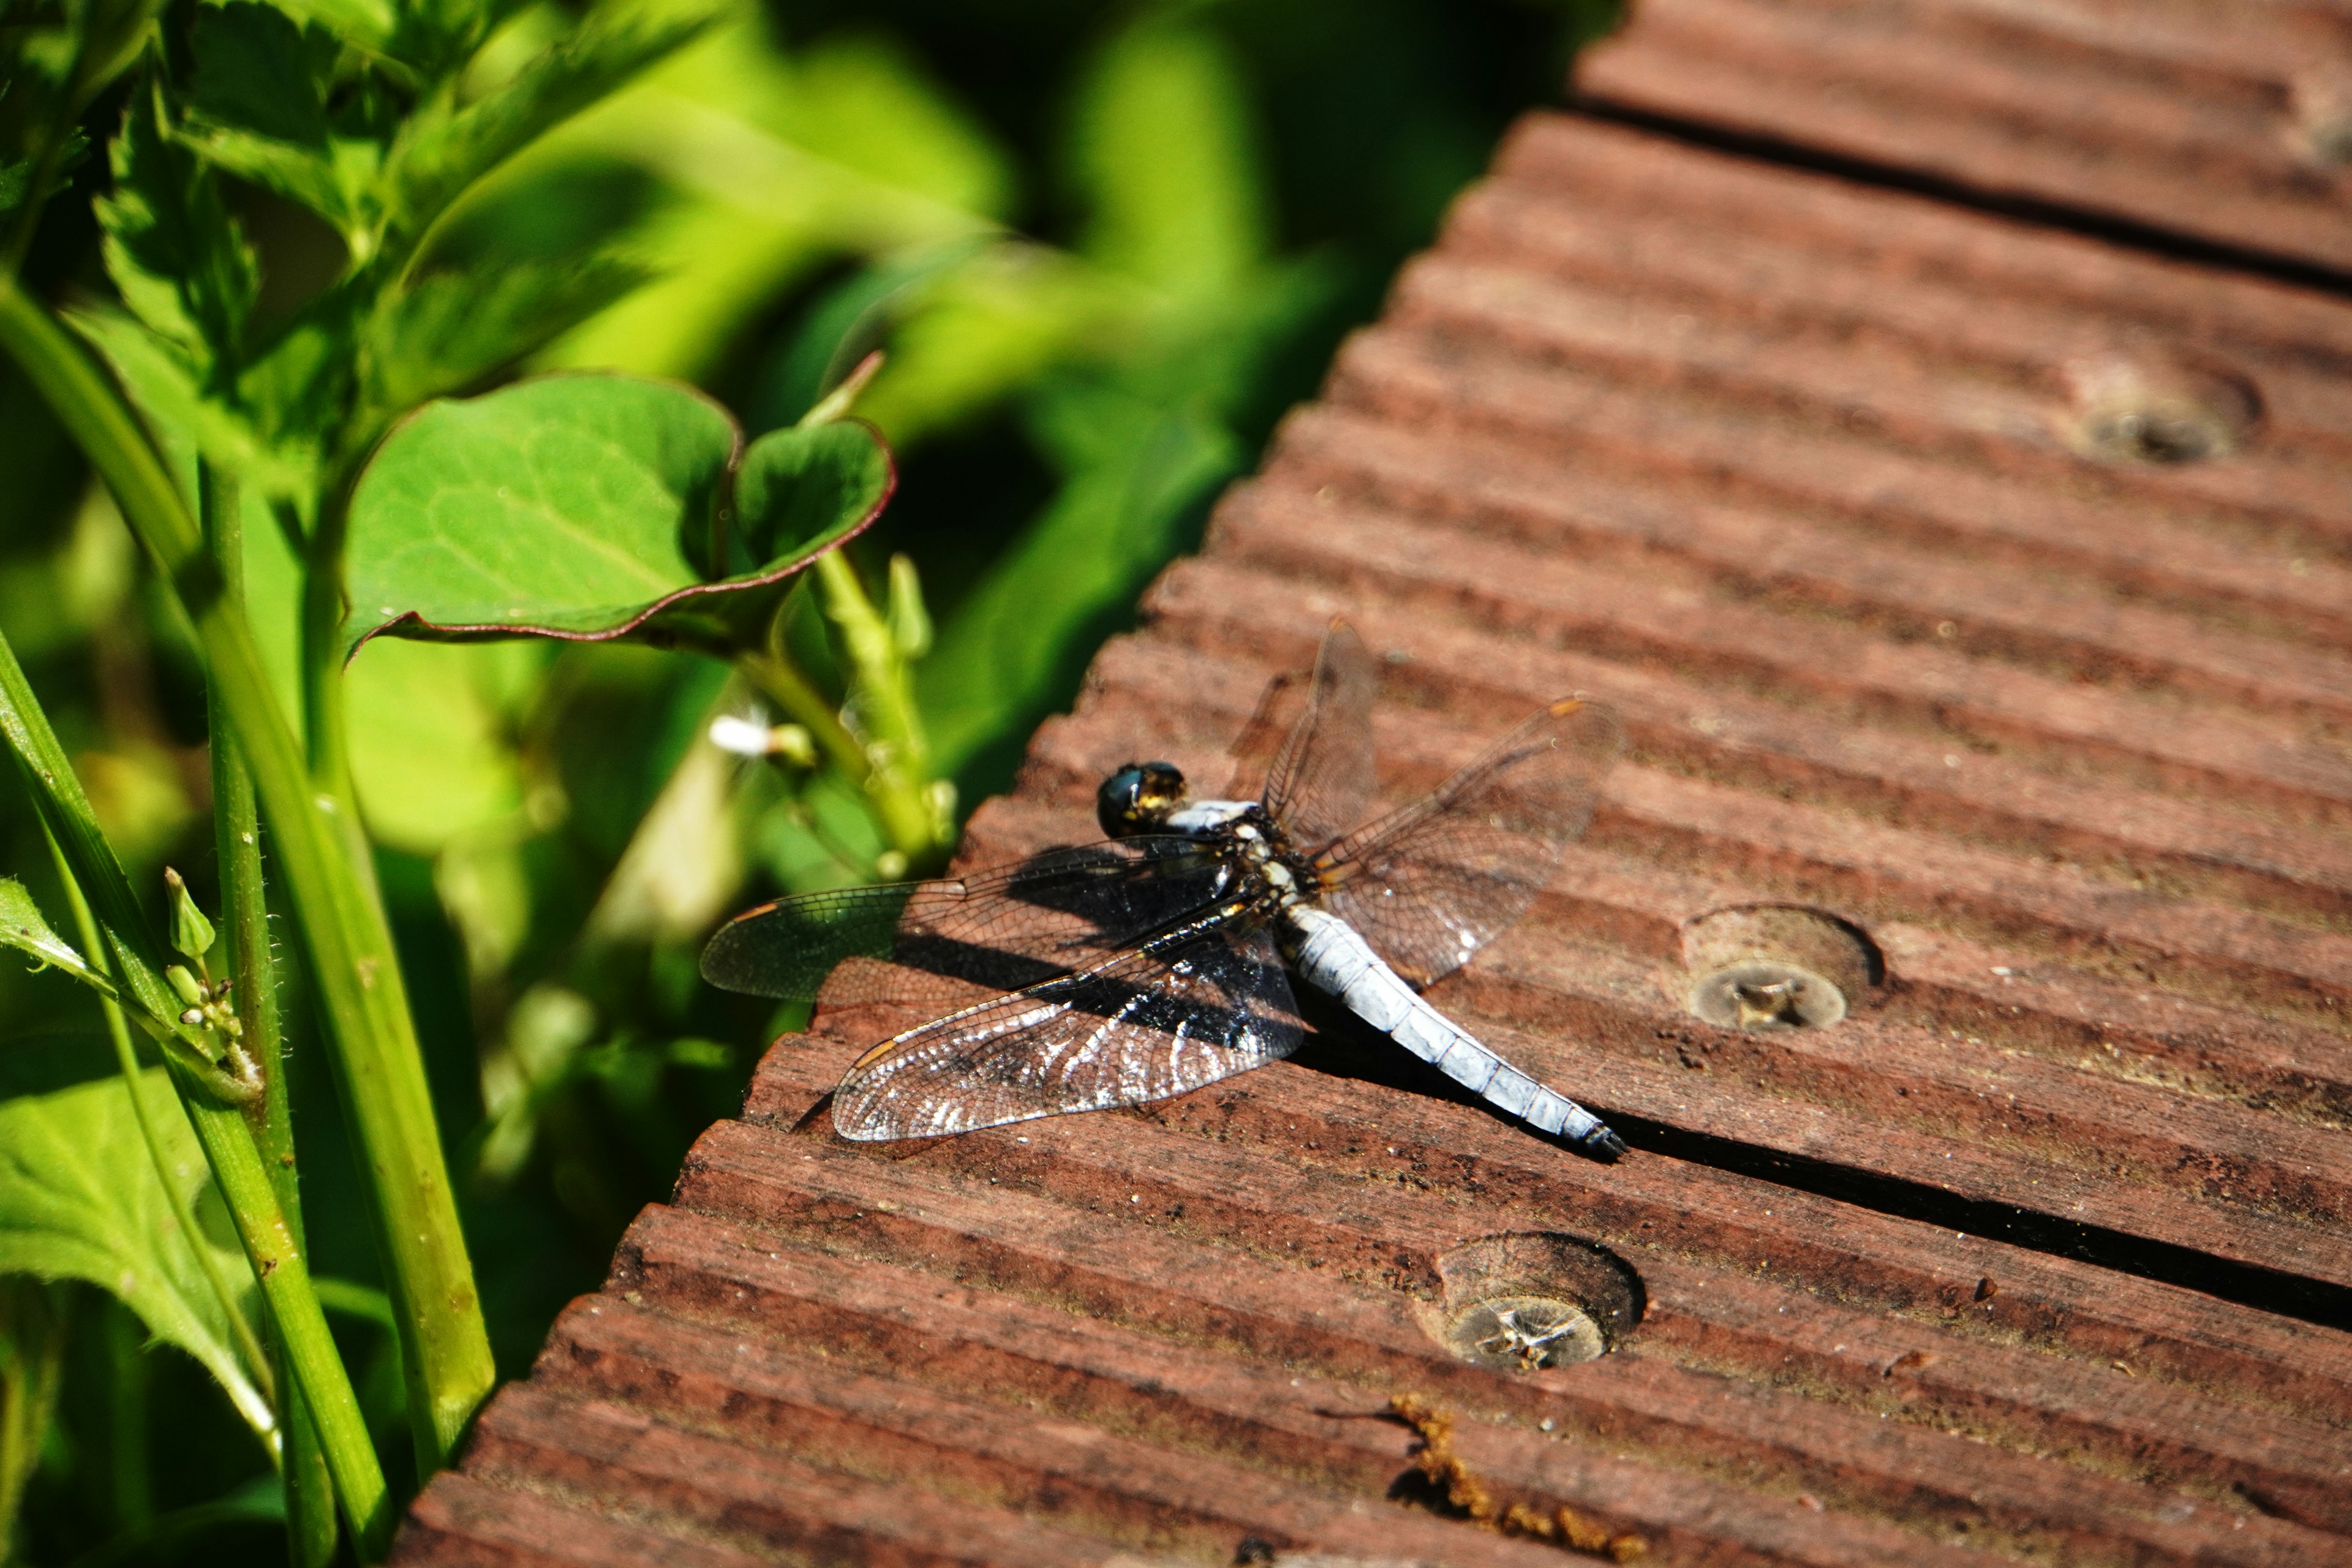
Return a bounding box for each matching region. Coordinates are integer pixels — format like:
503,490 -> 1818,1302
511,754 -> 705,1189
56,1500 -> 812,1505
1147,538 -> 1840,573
844,243 -> 1125,447
729,418 -> 892,575
748,235 -> 989,433
359,251 -> 650,418
64,0 -> 170,104
383,0 -> 719,244
1071,17 -> 1265,297
96,85 -> 258,378
69,307 -> 281,488
343,374 -> 890,650
529,13 -> 1001,382
919,382 -> 1237,778
268,0 -> 397,54
0,1072 -> 269,1436
346,641 -> 533,854
180,2 -> 375,233
773,34 -> 1012,219
0,878 -> 119,997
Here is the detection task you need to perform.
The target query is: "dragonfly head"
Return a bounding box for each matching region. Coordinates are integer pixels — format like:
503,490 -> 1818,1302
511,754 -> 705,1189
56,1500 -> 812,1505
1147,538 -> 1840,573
1097,760 -> 1188,838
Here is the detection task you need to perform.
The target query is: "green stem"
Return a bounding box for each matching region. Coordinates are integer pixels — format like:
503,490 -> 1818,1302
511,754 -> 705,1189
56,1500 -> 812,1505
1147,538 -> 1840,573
0,275 -> 489,1482
735,649 -> 867,781
1,646 -> 390,1559
41,829 -> 278,1431
746,564 -> 941,870
298,492 -> 352,801
815,552 -> 930,778
202,463 -> 338,1568
172,1072 -> 392,1560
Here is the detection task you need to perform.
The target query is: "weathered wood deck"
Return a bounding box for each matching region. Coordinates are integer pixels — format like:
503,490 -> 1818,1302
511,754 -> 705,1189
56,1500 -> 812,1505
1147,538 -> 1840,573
392,2 -> 2352,1562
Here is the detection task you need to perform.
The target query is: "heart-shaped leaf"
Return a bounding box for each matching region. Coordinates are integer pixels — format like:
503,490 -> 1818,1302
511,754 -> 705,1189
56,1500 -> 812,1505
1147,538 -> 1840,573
344,373 -> 894,654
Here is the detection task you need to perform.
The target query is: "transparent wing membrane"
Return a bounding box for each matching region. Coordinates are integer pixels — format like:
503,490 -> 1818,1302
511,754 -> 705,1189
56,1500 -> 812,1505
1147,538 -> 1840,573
1260,620 -> 1379,853
1318,699 -> 1622,989
832,914 -> 1302,1140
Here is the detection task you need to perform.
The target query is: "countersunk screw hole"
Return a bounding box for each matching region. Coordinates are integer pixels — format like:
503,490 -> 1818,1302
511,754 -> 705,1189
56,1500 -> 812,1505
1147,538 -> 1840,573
1678,905 -> 1881,1031
2059,355 -> 2258,466
1417,1234 -> 1645,1371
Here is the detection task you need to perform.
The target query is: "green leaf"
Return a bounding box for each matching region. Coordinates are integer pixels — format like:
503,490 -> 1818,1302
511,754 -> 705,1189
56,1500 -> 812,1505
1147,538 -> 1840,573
0,880 -> 202,1050
345,640 -> 533,854
181,2 -> 375,233
343,374 -> 891,650
358,251 -> 650,420
0,877 -> 121,998
774,34 -> 1013,219
731,419 -> 892,575
0,1071 -> 266,1433
1071,16 -> 1265,298
919,382 -> 1237,779
0,155 -> 30,222
380,0 -> 527,79
94,85 -> 258,377
233,275 -> 364,458
0,0 -> 157,168
61,0 -> 168,104
67,305 -> 309,505
382,0 -> 719,245
187,2 -> 333,148
267,0 -> 397,54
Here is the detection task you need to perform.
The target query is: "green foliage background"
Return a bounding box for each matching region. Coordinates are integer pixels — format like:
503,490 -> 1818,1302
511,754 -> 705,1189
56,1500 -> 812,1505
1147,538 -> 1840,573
0,0 -> 1613,1559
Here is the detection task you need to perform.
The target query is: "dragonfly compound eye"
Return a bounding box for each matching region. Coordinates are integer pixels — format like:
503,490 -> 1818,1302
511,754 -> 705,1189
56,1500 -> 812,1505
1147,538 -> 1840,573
1097,760 -> 1187,837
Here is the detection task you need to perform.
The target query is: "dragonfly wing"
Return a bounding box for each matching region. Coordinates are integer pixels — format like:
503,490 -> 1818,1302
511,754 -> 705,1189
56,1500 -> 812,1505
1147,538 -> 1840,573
831,917 -> 1302,1140
1318,698 -> 1621,989
700,837 -> 1235,1009
1261,620 -> 1380,853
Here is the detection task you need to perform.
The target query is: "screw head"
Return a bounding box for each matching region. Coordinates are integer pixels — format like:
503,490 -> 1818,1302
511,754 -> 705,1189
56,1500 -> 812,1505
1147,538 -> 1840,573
1689,959 -> 1848,1030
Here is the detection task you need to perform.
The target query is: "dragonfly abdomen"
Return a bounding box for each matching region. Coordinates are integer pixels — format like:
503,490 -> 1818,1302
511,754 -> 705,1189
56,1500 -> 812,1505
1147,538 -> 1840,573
1283,908 -> 1625,1156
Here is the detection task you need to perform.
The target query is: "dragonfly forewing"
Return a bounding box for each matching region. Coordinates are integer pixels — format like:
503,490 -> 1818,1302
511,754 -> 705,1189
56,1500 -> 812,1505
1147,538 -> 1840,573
832,913 -> 1302,1140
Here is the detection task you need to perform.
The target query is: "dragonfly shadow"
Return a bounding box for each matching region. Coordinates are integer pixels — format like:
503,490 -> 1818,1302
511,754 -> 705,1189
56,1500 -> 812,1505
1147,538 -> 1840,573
1284,987 -> 1623,1163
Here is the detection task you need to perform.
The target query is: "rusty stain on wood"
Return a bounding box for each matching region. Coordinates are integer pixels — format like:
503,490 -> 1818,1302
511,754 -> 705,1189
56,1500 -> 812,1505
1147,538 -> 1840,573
1390,1393 -> 1649,1561
393,4 -> 2352,1563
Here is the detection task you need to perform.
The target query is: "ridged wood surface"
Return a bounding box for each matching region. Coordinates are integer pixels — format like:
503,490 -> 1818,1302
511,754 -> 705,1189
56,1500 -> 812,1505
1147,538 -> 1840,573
1576,0 -> 2352,276
393,23 -> 2352,1568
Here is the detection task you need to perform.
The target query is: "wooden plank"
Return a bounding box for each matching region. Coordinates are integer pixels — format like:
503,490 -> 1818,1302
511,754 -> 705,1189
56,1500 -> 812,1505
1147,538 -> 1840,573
393,36 -> 2352,1567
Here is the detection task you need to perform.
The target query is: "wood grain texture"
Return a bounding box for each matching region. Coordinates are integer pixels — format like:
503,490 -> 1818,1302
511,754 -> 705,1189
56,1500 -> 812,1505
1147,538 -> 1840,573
1576,0 -> 2352,275
393,20 -> 2352,1563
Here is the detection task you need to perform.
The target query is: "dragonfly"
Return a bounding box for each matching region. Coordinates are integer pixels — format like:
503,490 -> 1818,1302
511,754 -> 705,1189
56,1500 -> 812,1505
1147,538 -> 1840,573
701,622 -> 1629,1157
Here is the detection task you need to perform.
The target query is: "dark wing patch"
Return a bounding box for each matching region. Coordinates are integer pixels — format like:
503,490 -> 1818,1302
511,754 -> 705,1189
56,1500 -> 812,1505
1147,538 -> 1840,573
700,837 -> 1236,1008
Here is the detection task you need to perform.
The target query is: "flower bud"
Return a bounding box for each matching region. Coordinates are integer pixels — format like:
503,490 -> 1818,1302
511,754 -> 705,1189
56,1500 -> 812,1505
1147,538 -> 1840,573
164,868 -> 215,961
166,964 -> 206,1008
886,554 -> 932,660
